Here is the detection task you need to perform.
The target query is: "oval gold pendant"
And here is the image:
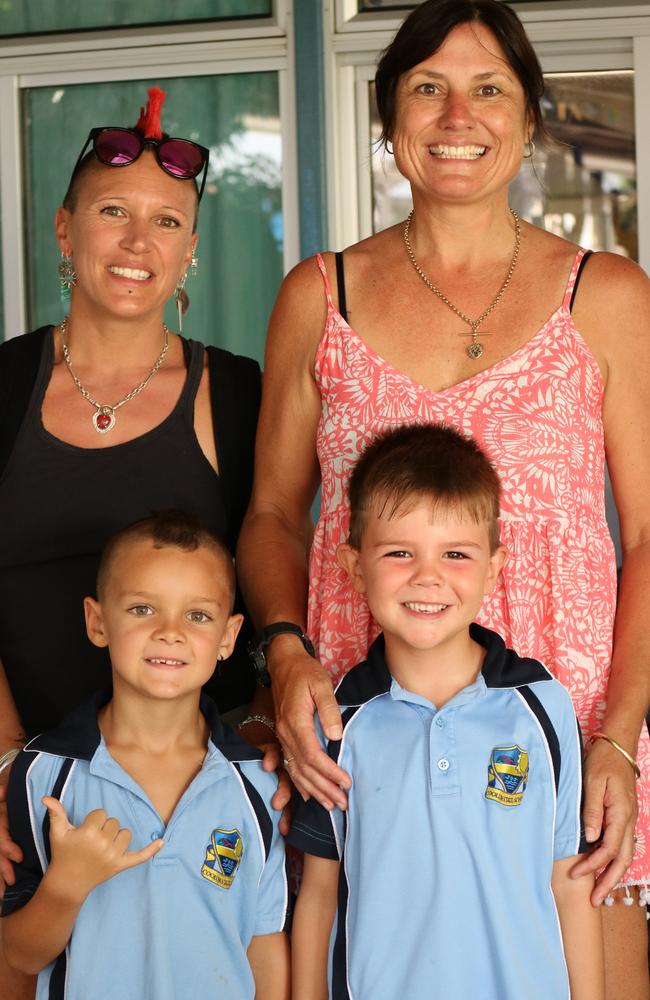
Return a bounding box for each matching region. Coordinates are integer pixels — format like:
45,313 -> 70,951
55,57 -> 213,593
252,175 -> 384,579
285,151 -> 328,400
467,342 -> 484,360
93,405 -> 116,433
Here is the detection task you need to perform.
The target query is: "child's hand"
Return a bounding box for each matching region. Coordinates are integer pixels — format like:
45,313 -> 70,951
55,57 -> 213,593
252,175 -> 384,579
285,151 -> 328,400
42,797 -> 163,904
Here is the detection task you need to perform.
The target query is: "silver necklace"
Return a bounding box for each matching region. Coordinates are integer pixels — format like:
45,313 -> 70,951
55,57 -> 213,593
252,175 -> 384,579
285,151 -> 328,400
403,209 -> 521,360
59,316 -> 170,434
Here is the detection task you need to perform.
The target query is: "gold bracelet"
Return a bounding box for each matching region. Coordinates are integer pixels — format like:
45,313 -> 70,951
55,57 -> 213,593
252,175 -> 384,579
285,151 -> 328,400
589,732 -> 641,779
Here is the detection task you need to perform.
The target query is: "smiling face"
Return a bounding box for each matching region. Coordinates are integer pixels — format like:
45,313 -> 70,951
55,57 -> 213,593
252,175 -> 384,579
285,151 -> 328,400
391,22 -> 531,206
55,151 -> 197,323
84,540 -> 242,703
338,498 -> 505,665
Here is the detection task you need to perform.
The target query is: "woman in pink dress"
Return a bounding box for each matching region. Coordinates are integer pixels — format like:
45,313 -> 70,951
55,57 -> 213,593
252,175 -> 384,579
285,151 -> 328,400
238,1 -> 650,994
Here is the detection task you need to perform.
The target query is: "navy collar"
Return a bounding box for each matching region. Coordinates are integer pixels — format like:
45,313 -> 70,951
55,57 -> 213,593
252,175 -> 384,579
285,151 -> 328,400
335,624 -> 552,707
24,689 -> 263,764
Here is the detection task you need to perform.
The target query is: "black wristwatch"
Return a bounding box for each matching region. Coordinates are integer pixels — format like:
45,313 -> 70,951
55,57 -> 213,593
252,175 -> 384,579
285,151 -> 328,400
248,622 -> 315,687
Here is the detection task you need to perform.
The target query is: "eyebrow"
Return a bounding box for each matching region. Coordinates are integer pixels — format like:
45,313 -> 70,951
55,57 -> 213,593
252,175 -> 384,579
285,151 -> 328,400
372,540 -> 483,549
120,591 -> 220,604
92,195 -> 190,217
407,69 -> 514,82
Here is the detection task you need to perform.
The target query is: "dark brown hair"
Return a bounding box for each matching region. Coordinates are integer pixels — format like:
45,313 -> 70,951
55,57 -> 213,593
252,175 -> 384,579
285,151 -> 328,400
348,424 -> 501,551
375,0 -> 548,147
96,509 -> 235,608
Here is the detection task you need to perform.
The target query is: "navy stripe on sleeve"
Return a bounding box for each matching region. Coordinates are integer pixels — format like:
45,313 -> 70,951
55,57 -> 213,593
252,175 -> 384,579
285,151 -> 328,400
43,757 -> 75,864
1,751 -> 45,917
232,762 -> 273,861
331,813 -> 350,1000
576,718 -> 589,854
518,685 -> 561,792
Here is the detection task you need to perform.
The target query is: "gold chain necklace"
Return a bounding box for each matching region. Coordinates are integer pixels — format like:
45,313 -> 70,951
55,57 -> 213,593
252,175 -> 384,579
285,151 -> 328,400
60,316 -> 170,434
403,209 -> 521,360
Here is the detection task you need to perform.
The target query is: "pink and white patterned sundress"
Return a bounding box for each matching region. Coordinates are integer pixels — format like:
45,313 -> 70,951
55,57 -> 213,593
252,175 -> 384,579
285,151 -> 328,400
307,248 -> 649,886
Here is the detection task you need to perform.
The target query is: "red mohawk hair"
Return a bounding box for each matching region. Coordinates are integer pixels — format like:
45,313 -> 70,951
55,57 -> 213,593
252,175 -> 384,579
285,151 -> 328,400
135,85 -> 167,140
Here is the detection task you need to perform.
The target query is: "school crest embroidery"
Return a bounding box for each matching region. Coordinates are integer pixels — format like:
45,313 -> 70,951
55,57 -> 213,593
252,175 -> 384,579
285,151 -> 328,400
201,828 -> 243,889
485,745 -> 529,806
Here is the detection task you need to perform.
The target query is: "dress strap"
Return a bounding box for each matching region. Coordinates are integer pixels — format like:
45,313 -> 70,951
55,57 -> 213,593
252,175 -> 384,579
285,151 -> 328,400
335,251 -> 348,322
562,248 -> 593,312
178,338 -> 206,419
315,252 -> 334,302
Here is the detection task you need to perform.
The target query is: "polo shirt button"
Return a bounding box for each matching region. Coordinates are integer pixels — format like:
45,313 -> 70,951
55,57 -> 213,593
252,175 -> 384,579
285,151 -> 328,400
151,831 -> 163,841
435,717 -> 445,728
437,757 -> 450,771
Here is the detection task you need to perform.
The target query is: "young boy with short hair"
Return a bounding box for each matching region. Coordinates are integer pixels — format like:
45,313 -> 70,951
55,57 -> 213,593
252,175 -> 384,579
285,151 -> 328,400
289,424 -> 604,1000
1,511 -> 290,1000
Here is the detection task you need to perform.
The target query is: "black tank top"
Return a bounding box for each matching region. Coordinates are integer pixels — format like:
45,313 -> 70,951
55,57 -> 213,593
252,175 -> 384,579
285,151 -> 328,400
0,331 -> 241,736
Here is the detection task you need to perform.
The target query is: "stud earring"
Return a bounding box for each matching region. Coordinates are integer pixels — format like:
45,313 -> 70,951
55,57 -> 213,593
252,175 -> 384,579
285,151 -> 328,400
58,253 -> 76,306
523,139 -> 536,160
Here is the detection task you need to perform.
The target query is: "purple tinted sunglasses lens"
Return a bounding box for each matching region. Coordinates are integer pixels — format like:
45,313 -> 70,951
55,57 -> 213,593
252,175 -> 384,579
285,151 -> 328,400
95,129 -> 142,165
159,139 -> 204,178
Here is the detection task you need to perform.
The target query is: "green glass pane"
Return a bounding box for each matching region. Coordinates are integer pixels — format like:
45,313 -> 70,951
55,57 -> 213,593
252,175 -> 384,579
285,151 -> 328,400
0,0 -> 271,36
24,74 -> 283,362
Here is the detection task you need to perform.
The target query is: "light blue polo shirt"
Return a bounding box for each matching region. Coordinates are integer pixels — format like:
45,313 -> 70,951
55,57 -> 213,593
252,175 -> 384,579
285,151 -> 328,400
3,692 -> 288,1000
289,625 -> 587,1000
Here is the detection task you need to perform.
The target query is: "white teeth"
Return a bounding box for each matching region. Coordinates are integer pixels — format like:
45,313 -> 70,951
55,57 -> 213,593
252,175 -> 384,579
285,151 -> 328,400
108,266 -> 151,280
148,658 -> 184,665
429,144 -> 486,159
404,602 -> 448,613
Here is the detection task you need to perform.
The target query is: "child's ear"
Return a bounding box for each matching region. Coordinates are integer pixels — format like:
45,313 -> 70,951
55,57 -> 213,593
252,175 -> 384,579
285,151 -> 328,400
217,614 -> 244,663
336,543 -> 367,595
484,545 -> 507,596
84,596 -> 109,648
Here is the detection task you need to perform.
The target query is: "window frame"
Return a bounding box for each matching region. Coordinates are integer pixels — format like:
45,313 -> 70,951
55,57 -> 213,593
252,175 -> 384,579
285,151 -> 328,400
0,0 -> 299,339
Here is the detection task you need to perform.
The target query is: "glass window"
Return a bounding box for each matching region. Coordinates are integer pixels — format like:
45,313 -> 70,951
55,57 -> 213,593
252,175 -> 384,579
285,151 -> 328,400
24,74 -> 283,361
369,70 -> 637,260
511,72 -> 637,259
0,1 -> 272,37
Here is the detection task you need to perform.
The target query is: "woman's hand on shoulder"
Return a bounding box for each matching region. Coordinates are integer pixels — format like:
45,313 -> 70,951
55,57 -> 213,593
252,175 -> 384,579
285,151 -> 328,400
237,717 -> 294,835
268,636 -> 351,813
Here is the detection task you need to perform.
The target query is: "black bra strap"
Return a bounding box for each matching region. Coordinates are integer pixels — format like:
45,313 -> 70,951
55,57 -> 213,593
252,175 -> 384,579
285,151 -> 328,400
335,251 -> 348,322
569,250 -> 593,313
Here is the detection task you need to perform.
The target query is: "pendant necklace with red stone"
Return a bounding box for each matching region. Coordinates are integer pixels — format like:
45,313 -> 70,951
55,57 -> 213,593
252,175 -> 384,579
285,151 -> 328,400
59,315 -> 170,434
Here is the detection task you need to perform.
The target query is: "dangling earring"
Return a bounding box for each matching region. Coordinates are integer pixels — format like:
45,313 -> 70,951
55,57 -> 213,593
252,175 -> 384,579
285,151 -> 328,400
523,139 -> 536,160
175,272 -> 188,335
190,250 -> 198,278
58,253 -> 76,307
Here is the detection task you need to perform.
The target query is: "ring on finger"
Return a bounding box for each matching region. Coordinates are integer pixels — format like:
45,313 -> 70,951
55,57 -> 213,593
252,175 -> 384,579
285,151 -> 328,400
283,756 -> 295,767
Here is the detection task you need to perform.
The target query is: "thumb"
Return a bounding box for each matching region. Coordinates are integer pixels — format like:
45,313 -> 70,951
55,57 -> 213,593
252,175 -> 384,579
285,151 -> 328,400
120,838 -> 164,870
313,685 -> 343,741
582,786 -> 604,844
42,796 -> 72,832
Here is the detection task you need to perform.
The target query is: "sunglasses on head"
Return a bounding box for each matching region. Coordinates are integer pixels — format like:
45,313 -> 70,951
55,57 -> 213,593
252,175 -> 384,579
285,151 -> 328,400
71,126 -> 210,200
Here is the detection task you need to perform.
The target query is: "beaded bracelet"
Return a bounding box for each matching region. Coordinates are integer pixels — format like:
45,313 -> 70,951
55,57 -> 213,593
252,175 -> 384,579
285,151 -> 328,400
238,714 -> 276,735
589,732 -> 641,779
